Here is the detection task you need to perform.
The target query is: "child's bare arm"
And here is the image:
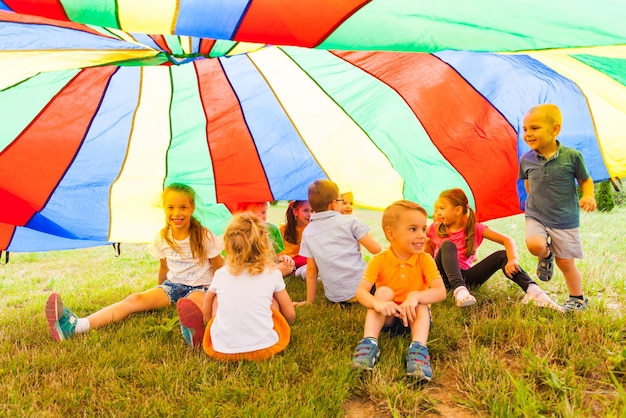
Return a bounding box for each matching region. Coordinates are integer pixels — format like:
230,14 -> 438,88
274,288 -> 296,324
398,277 -> 446,325
482,228 -> 521,278
356,280 -> 401,317
294,258 -> 318,306
201,291 -> 216,323
157,259 -> 168,285
209,254 -> 224,271
358,233 -> 382,255
578,177 -> 597,212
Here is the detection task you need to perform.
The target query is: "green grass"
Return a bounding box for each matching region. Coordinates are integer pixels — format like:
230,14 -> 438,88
1,203 -> 625,417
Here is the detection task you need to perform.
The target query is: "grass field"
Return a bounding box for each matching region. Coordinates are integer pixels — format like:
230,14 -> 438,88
1,202 -> 625,417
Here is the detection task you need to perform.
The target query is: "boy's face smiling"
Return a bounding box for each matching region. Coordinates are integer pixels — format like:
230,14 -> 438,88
522,110 -> 560,156
386,210 -> 428,260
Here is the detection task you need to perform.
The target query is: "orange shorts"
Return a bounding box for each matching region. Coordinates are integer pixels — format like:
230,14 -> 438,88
202,308 -> 290,361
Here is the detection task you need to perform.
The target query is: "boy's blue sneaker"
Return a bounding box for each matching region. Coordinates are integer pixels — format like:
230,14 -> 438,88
352,338 -> 380,370
176,298 -> 205,347
406,342 -> 432,382
45,293 -> 77,341
563,296 -> 588,312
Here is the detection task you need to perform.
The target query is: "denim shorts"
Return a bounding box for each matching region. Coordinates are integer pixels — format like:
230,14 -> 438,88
381,306 -> 433,337
158,280 -> 209,304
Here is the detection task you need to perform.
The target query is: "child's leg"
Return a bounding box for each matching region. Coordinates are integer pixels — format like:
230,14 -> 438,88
363,286 -> 395,338
86,287 -> 170,330
436,242 -> 475,307
406,304 -> 432,381
409,304 -> 431,344
465,250 -> 535,291
556,257 -> 583,296
435,240 -> 465,290
353,286 -> 395,370
525,219 -> 555,282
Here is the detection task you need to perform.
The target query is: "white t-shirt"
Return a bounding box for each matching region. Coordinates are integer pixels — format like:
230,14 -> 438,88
150,230 -> 223,287
209,267 -> 285,354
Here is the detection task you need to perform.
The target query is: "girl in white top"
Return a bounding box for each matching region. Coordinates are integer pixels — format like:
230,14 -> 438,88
177,212 -> 296,360
45,183 -> 224,341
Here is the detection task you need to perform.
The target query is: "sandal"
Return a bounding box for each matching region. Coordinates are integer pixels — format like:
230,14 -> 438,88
536,251 -> 555,282
454,287 -> 476,308
521,291 -> 565,312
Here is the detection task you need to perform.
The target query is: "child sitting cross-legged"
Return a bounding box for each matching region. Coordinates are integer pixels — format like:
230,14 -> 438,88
294,179 -> 381,305
352,200 -> 446,381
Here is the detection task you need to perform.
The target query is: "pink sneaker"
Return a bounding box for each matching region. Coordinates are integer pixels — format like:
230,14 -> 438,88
176,298 -> 205,347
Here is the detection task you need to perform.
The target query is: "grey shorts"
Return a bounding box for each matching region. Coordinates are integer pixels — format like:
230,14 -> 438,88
158,280 -> 209,304
525,218 -> 583,259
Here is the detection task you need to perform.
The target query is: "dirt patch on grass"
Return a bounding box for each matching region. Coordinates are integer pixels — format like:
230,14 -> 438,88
343,368 -> 477,418
344,398 -> 392,418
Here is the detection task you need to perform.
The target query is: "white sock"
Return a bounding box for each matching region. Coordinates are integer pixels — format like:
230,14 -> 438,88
526,283 -> 542,296
295,265 -> 307,279
75,318 -> 90,334
526,284 -> 551,303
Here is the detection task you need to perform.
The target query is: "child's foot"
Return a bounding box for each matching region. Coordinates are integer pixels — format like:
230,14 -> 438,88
536,251 -> 555,282
406,341 -> 432,382
176,298 -> 205,347
563,296 -> 588,312
521,290 -> 565,313
454,286 -> 476,308
352,338 -> 380,371
45,293 -> 78,341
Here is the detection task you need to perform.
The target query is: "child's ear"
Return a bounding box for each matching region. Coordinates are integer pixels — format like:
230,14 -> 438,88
383,226 -> 394,241
552,123 -> 562,137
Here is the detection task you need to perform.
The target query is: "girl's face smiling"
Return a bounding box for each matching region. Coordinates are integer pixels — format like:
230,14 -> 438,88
294,202 -> 312,227
164,190 -> 194,238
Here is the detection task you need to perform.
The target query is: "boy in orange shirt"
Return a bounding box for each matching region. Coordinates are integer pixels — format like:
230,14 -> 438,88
352,200 -> 446,381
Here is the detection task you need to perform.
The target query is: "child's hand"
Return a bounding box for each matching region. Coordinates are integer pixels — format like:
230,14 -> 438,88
293,300 -> 311,307
399,294 -> 419,326
373,300 -> 401,317
278,254 -> 295,268
504,259 -> 521,278
580,196 -> 597,212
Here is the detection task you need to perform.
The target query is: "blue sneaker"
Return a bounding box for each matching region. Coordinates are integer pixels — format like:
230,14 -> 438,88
45,293 -> 77,341
352,338 -> 380,370
406,342 -> 432,381
176,298 -> 205,347
563,296 -> 588,312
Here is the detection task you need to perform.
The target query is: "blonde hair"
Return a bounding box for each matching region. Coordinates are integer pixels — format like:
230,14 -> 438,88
436,188 -> 477,258
160,183 -> 211,265
308,179 -> 339,212
527,104 -> 562,127
382,200 -> 428,232
224,213 -> 276,275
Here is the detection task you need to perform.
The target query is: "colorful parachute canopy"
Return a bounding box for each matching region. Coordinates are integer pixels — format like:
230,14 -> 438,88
2,0 -> 626,52
1,5 -> 625,252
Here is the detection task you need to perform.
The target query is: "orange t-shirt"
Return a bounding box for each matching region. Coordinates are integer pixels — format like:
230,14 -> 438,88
363,248 -> 441,303
279,224 -> 305,258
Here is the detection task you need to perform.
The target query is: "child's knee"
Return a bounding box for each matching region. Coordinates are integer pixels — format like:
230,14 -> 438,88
374,286 -> 395,301
525,236 -> 547,255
